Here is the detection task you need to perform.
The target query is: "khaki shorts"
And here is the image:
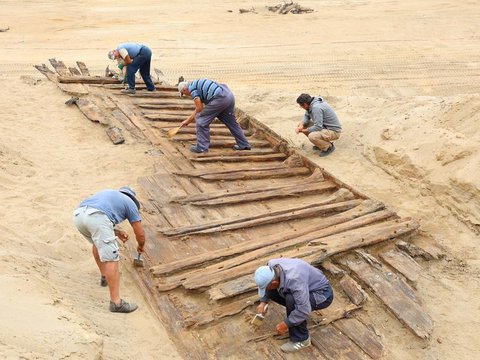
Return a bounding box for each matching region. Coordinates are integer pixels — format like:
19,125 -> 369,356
72,206 -> 120,262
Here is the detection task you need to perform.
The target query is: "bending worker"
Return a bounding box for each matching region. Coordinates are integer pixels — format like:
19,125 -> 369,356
254,258 -> 334,353
73,186 -> 145,313
108,42 -> 156,94
178,78 -> 251,153
295,93 -> 342,157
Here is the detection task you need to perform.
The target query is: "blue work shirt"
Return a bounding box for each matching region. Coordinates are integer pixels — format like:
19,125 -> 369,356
79,189 -> 141,225
188,79 -> 223,104
117,42 -> 144,58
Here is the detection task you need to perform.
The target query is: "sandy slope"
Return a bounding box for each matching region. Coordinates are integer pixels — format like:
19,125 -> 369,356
0,0 -> 479,359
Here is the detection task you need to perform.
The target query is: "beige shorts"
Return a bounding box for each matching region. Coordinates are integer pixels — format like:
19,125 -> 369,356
72,206 -> 120,262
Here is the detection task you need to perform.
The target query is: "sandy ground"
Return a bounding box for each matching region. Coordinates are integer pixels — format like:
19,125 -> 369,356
0,0 -> 479,359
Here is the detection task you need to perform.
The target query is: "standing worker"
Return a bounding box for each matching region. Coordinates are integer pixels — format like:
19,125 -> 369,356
178,79 -> 251,153
295,93 -> 342,157
254,258 -> 334,353
73,186 -> 146,313
108,42 -> 156,94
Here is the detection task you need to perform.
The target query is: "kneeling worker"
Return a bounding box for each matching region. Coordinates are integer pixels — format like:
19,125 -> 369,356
254,258 -> 334,353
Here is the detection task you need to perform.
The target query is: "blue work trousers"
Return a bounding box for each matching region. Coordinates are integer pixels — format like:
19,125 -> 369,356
194,85 -> 250,151
126,46 -> 156,91
267,285 -> 334,342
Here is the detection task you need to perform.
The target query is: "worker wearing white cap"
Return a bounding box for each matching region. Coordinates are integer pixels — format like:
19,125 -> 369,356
254,258 -> 334,353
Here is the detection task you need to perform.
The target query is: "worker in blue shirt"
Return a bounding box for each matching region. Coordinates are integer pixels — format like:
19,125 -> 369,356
73,186 -> 146,313
178,79 -> 251,153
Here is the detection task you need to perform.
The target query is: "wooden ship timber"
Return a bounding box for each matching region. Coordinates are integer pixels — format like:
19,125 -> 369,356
36,59 -> 444,360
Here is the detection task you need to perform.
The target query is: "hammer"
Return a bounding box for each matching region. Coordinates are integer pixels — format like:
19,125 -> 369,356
133,253 -> 144,268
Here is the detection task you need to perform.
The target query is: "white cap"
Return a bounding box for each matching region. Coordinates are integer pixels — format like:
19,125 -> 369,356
254,266 -> 275,298
177,81 -> 189,96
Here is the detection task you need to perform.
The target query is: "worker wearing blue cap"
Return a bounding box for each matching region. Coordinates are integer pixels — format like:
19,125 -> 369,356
254,258 -> 334,353
73,186 -> 145,313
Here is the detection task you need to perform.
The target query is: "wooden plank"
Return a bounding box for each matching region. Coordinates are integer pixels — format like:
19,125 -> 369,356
190,180 -> 336,206
333,318 -> 384,360
342,255 -> 433,339
160,217 -> 416,292
202,167 -> 310,181
58,76 -> 123,84
68,67 -> 81,76
174,164 -> 291,178
111,109 -> 145,139
49,58 -> 70,76
160,189 -> 355,236
67,97 -> 110,125
150,199 -> 385,276
311,325 -> 369,360
208,274 -> 254,301
104,84 -> 177,92
171,171 -> 322,204
76,61 -> 90,76
379,247 -> 423,283
190,152 -> 286,163
139,103 -> 195,110
339,275 -> 368,306
144,114 -> 185,121
183,295 -> 257,328
35,64 -> 89,95
105,126 -> 125,144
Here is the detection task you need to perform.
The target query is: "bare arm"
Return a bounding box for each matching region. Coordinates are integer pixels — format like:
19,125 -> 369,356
131,221 -> 146,253
181,97 -> 204,127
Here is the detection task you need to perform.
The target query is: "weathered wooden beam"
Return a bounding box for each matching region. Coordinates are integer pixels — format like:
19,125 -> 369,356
183,295 -> 257,328
333,318 -> 384,359
339,274 -> 368,306
150,199 -> 385,276
58,76 -> 121,84
65,97 -> 110,125
379,247 -> 423,284
208,274 -> 255,301
311,325 -> 369,360
68,67 -> 81,76
126,91 -> 181,98
160,189 -> 354,236
139,103 -> 195,110
173,164 -> 290,178
342,255 -> 433,339
161,217 -> 414,292
189,180 -> 336,206
106,126 -> 125,144
171,169 -> 323,204
190,152 -> 285,164
49,58 -> 70,76
76,61 -> 90,76
111,109 -> 144,139
203,167 -> 311,181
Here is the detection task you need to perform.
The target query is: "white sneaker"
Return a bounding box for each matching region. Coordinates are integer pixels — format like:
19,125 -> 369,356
280,337 -> 311,352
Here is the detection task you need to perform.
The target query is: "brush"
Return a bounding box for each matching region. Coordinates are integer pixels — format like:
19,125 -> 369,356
251,304 -> 268,327
133,253 -> 144,268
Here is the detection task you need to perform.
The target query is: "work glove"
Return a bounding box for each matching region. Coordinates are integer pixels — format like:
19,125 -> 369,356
118,63 -> 124,70
276,321 -> 288,335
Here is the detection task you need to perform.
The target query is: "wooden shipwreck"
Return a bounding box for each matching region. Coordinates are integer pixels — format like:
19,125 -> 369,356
36,59 -> 444,359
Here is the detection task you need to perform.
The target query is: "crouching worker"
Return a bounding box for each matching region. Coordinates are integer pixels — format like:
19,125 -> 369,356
73,186 -> 146,313
254,258 -> 334,353
296,93 -> 342,157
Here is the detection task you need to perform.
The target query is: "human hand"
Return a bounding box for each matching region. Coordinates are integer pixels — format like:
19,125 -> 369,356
256,302 -> 269,315
181,119 -> 189,127
116,230 -> 129,243
276,321 -> 288,335
137,244 -> 145,253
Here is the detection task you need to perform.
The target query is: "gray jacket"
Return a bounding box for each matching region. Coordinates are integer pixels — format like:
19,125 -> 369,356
261,258 -> 330,327
302,97 -> 342,133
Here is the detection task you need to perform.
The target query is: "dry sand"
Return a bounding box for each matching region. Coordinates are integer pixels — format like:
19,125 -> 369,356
0,0 -> 479,359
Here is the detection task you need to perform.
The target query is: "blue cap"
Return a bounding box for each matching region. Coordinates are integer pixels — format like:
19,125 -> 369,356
119,186 -> 140,210
254,266 -> 275,298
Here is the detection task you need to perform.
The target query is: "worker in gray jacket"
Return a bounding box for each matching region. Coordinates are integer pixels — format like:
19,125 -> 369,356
295,93 -> 342,157
254,258 -> 334,353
